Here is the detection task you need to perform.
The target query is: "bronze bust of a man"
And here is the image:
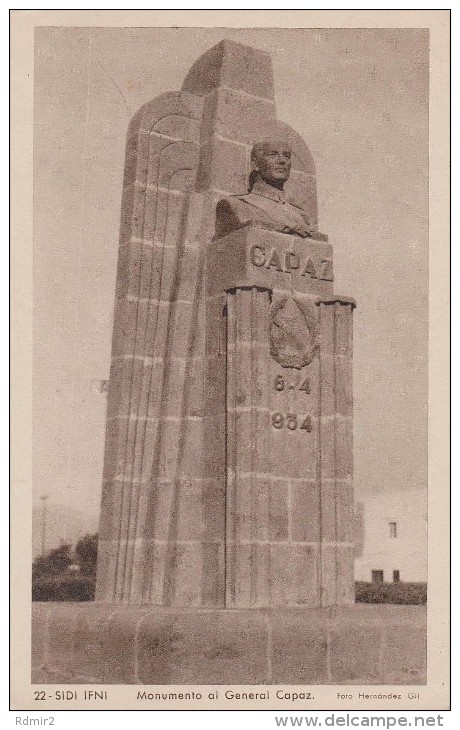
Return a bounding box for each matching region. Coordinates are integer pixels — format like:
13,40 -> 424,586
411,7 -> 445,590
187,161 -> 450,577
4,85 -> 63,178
215,135 -> 319,240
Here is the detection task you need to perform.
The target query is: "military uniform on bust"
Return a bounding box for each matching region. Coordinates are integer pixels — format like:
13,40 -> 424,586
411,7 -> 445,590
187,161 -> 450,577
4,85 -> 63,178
215,178 -> 318,239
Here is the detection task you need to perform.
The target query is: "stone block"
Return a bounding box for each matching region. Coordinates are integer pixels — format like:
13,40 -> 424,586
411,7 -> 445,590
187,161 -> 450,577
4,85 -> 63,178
269,544 -> 319,607
31,603 -> 52,672
105,358 -> 130,422
107,359 -> 142,423
335,546 -> 356,605
319,421 -> 336,482
269,478 -> 289,541
175,480 -> 207,541
227,542 -> 271,608
201,87 -> 276,146
320,546 -> 338,606
234,290 -> 257,342
201,478 -> 226,540
271,609 -> 328,683
130,92 -> 203,136
329,623 -> 382,683
140,540 -> 168,604
203,413 -> 226,478
228,354 -> 259,407
143,480 -> 173,542
272,426 -> 317,481
157,143 -> 200,190
161,417 -> 204,479
156,189 -> 195,253
204,351 -> 226,407
138,609 -> 267,684
144,303 -> 170,359
110,297 -> 139,357
291,481 -> 321,542
103,608 -> 151,681
182,39 -> 275,102
119,183 -> 147,243
100,416 -> 122,488
166,356 -> 205,419
197,137 -> 248,194
32,604 -> 426,685
172,542 -> 224,606
46,604 -> 85,680
126,240 -> 156,301
123,298 -> 151,357
245,477 -> 270,541
335,302 -> 353,354
175,242 -> 203,303
113,236 -> 131,300
135,360 -> 163,423
231,473 -> 256,541
153,111 -> 202,143
123,128 -> 151,188
205,294 -> 227,357
335,357 -> 353,417
207,228 -> 334,298
383,623 -> 427,684
72,605 -> 126,682
164,542 -> 210,606
227,413 -> 251,474
149,246 -> 181,301
335,417 -> 353,480
200,541 -> 226,606
169,300 -> 201,357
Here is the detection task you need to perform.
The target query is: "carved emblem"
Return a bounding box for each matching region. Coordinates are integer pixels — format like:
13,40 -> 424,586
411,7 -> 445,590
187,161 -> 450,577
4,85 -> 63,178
269,295 -> 318,369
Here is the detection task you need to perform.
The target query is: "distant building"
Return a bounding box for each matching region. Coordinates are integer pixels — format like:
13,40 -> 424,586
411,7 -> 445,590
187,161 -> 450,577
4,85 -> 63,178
354,488 -> 427,583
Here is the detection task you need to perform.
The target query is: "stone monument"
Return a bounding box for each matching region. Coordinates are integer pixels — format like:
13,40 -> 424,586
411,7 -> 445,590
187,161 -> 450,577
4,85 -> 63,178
95,38 -> 356,609
32,39 -> 427,688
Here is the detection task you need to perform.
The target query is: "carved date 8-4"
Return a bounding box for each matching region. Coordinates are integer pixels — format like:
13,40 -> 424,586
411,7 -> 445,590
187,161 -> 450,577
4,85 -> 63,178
274,375 -> 310,393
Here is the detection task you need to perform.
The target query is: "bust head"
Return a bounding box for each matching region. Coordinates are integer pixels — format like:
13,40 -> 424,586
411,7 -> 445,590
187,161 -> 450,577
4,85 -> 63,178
250,135 -> 292,190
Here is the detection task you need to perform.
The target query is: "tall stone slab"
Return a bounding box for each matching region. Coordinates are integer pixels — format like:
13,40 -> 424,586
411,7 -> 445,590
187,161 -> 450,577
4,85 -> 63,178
95,90 -> 210,605
96,39 -> 355,608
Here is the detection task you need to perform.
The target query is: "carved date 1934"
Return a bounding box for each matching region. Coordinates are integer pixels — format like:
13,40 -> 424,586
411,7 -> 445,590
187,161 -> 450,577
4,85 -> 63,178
271,413 -> 313,432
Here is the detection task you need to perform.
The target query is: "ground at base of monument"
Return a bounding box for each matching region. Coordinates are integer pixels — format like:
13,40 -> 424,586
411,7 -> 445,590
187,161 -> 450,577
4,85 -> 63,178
32,603 -> 426,686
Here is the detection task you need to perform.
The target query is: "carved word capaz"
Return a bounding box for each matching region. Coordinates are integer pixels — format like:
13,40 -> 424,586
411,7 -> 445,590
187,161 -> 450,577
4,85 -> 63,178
249,244 -> 333,281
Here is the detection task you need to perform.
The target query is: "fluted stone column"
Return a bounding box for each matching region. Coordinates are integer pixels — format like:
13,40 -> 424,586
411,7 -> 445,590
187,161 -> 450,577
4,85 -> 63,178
225,286 -> 272,607
316,298 -> 355,606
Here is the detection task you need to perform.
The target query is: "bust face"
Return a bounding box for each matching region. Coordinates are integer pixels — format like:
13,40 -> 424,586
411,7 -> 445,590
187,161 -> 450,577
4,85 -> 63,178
252,138 -> 292,186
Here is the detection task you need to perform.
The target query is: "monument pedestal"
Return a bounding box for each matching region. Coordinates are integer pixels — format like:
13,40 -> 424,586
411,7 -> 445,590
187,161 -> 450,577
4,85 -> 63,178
94,39 -> 338,609
32,40 -> 427,694
207,229 -> 355,607
32,602 -> 426,686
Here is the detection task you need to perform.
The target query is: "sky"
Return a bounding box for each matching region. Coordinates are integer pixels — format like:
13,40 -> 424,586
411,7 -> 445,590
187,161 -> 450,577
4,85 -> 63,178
33,27 -> 428,538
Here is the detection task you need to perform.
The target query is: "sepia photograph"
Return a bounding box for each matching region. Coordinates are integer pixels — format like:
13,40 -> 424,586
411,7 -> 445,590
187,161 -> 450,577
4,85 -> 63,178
10,10 -> 450,713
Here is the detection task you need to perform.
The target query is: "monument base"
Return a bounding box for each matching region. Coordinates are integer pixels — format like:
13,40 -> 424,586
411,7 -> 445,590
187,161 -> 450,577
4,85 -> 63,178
32,602 -> 426,685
